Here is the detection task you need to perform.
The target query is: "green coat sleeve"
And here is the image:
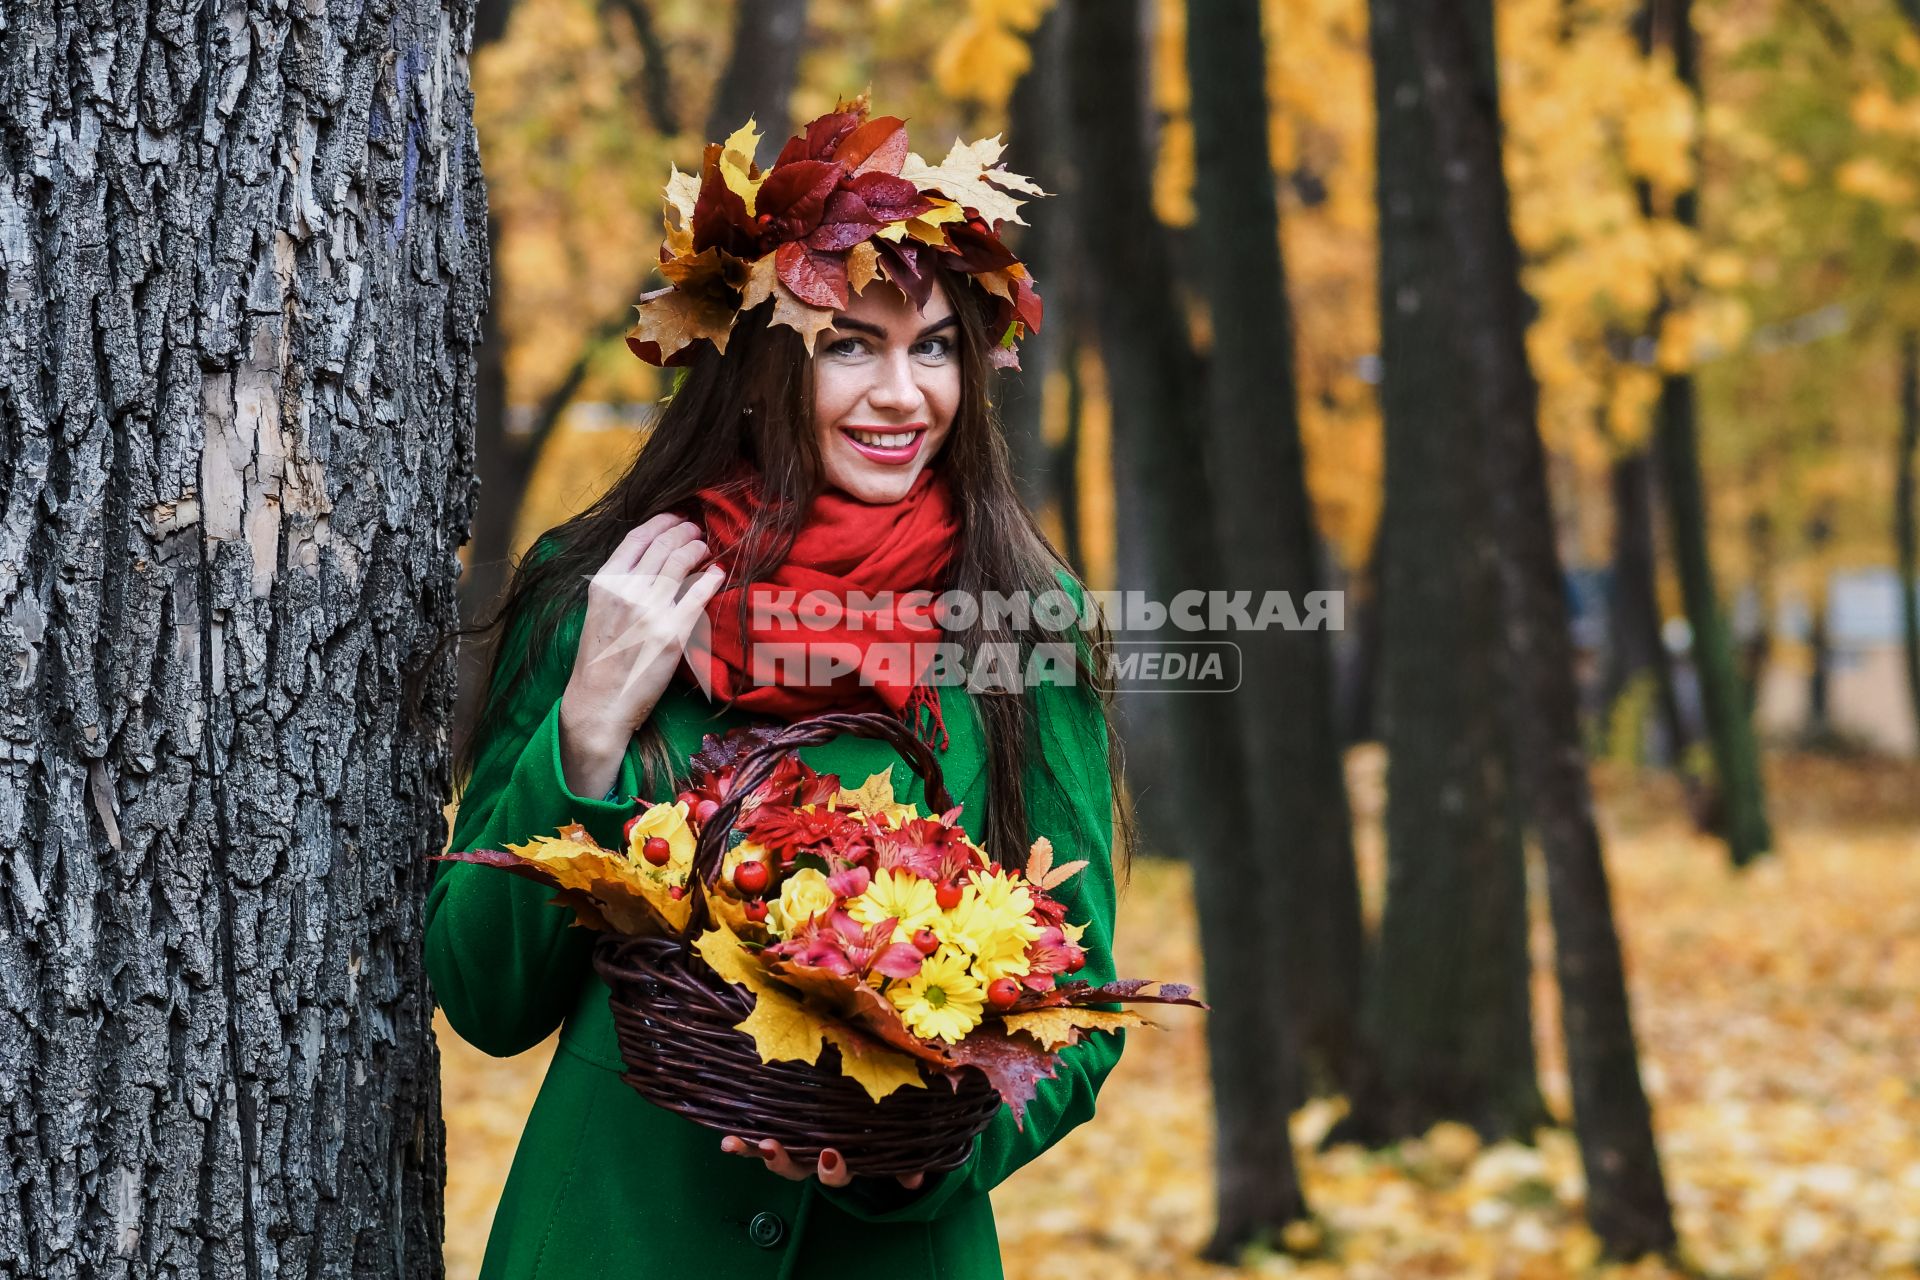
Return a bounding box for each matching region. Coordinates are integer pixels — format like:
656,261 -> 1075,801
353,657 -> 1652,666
424,598 -> 643,1058
822,572 -> 1125,1223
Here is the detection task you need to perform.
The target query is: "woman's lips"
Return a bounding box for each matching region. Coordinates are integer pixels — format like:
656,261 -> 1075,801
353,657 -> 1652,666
839,424 -> 927,465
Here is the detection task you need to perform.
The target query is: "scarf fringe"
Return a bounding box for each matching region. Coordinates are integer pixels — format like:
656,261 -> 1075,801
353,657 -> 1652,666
901,682 -> 950,752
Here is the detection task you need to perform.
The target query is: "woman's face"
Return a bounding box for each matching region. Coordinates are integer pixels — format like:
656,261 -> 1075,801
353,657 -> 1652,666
810,280 -> 961,505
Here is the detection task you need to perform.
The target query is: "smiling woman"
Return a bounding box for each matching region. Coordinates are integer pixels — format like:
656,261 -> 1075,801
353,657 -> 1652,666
813,286 -> 961,504
427,95 -> 1138,1279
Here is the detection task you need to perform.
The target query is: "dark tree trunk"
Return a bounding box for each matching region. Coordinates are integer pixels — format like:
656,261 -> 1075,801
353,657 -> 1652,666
1336,547 -> 1383,746
1336,0 -> 1546,1148
1066,0 -> 1310,1255
0,0 -> 481,1268
1803,507 -> 1834,744
1638,0 -> 1771,865
1186,0 -> 1365,1107
1601,451 -> 1689,766
1001,10 -> 1073,521
1897,332 -> 1920,750
1414,0 -> 1678,1257
1741,505 -> 1775,715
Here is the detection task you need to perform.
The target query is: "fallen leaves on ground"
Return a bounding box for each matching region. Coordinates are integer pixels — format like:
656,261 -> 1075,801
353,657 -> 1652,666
438,751 -> 1920,1279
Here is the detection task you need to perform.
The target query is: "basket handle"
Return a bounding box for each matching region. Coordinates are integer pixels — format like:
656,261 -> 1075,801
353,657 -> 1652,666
682,710 -> 957,936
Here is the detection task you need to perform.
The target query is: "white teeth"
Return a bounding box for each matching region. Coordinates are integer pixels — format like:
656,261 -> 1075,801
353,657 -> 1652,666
848,429 -> 918,449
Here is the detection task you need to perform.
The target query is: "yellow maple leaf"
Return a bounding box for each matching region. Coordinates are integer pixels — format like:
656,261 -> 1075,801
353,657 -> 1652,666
627,287 -> 737,363
899,138 -> 1045,229
768,280 -> 836,355
846,242 -> 880,295
1001,1008 -> 1151,1052
823,1026 -> 925,1102
506,827 -> 688,935
837,769 -> 898,815
739,253 -> 778,311
734,988 -> 829,1066
720,118 -> 763,216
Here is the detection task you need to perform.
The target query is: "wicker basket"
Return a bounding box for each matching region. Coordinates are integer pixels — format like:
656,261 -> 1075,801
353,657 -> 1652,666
591,710 -> 1003,1178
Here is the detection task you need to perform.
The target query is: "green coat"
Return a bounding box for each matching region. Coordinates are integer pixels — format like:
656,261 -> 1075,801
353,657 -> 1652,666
424,584 -> 1124,1280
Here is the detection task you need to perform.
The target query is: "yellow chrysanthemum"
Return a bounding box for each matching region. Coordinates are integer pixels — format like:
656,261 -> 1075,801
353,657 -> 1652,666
769,867 -> 836,938
887,947 -> 985,1043
940,874 -> 1042,983
846,868 -> 941,941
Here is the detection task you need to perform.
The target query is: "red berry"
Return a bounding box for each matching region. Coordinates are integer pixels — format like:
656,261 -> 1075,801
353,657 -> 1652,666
986,978 -> 1020,1009
733,859 -> 770,896
694,798 -> 720,825
1064,946 -> 1086,973
911,928 -> 940,956
757,212 -> 773,225
642,836 -> 672,866
935,881 -> 963,911
668,884 -> 686,900
745,899 -> 769,922
623,814 -> 644,842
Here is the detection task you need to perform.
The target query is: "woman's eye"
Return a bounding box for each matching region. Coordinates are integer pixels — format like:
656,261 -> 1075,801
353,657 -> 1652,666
913,337 -> 953,359
827,336 -> 867,357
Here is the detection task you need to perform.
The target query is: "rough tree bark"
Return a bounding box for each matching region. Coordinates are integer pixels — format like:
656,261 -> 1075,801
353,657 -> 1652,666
1337,0 -> 1546,1148
1185,0 -> 1364,1104
0,0 -> 483,1271
1414,0 -> 1678,1257
1066,0 -> 1311,1256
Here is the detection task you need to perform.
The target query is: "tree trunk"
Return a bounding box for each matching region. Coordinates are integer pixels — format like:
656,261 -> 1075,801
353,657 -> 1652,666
1639,0 -> 1771,865
1803,507 -> 1834,744
1186,0 -> 1365,1106
1336,0 -> 1546,1148
1414,0 -> 1678,1257
1897,332 -> 1920,751
1602,451 -> 1689,766
0,0 -> 481,1269
1740,504 -> 1775,714
1001,10 -> 1072,521
1066,0 -> 1310,1254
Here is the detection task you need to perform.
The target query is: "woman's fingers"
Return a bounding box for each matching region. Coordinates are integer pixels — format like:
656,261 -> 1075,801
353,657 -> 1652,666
605,512 -> 681,575
816,1149 -> 851,1187
673,564 -> 727,621
897,1171 -> 925,1189
634,520 -> 703,580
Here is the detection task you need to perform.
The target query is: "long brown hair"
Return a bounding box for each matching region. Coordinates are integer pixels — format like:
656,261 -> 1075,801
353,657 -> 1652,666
448,270 -> 1133,876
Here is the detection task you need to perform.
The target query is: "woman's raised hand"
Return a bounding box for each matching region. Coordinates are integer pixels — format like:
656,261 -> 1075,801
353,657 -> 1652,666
557,513 -> 726,799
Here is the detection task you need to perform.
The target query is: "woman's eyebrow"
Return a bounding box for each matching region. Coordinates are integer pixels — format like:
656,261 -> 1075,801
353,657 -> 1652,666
825,315 -> 959,339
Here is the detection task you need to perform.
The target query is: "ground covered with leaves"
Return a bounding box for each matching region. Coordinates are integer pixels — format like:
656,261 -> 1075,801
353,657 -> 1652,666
437,751 -> 1920,1278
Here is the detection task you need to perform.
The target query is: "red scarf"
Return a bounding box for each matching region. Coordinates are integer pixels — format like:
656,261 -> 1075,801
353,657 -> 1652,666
678,463 -> 959,749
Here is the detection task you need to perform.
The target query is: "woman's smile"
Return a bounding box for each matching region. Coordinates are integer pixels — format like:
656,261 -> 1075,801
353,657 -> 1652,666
839,423 -> 927,464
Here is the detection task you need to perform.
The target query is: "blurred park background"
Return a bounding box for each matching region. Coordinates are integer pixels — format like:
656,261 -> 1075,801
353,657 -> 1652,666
438,0 -> 1920,1276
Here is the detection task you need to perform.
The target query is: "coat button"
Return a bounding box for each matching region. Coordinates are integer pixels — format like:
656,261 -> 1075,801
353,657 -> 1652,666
747,1211 -> 785,1249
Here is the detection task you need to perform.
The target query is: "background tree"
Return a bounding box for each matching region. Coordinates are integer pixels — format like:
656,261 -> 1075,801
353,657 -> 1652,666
1185,0 -> 1365,1105
1337,0 -> 1547,1148
1639,0 -> 1773,864
0,0 -> 482,1268
1065,0 -> 1312,1257
1415,0 -> 1678,1256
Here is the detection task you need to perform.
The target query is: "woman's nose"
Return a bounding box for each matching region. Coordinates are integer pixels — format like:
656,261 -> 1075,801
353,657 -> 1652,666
867,350 -> 921,411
